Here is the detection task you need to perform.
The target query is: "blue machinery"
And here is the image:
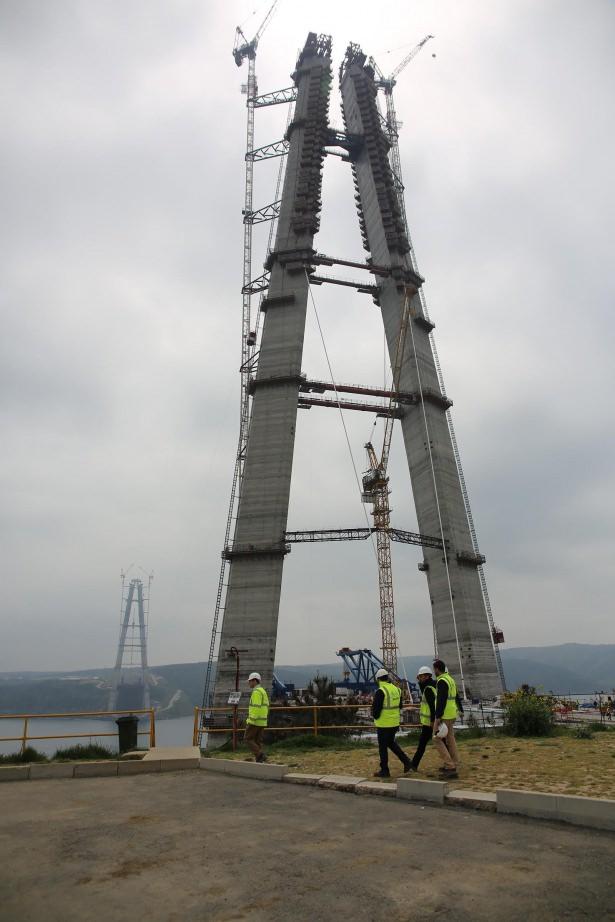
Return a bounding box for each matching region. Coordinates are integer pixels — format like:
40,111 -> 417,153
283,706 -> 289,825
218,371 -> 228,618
336,647 -> 418,702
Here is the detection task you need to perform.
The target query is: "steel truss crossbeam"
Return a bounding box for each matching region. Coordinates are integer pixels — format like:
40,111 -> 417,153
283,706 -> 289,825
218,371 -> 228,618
251,86 -> 298,108
313,253 -> 391,277
285,527 -> 444,549
243,200 -> 281,224
310,273 -> 378,296
246,139 -> 289,161
298,395 -> 402,416
299,378 -> 416,403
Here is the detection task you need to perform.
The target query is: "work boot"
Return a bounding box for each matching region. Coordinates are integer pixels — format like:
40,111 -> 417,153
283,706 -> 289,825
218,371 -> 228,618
438,766 -> 458,778
256,754 -> 267,763
373,769 -> 391,778
404,763 -> 417,774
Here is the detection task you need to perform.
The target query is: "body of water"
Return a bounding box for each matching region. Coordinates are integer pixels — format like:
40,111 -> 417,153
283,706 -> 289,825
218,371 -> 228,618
0,715 -> 195,757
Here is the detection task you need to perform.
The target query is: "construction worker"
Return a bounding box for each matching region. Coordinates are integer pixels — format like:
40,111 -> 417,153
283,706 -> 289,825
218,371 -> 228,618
407,666 -> 437,772
372,667 -> 412,778
432,659 -> 459,778
245,672 -> 269,763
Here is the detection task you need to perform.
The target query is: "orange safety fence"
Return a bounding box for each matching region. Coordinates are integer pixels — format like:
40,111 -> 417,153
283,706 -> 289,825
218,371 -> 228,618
192,703 -> 419,746
0,709 -> 156,754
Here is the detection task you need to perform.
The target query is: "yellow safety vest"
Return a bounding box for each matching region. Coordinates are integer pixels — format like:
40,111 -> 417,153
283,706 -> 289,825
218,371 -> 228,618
437,672 -> 458,720
247,685 -> 269,727
419,684 -> 435,726
374,681 -> 401,728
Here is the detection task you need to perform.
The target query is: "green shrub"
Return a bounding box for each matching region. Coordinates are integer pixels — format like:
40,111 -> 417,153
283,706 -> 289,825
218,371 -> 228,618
589,721 -> 613,733
0,747 -> 48,764
266,676 -> 359,743
53,743 -> 115,761
502,689 -> 555,737
574,725 -> 594,740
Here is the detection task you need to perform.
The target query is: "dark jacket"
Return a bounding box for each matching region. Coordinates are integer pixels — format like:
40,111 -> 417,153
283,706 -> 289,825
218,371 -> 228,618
371,686 -> 404,721
420,679 -> 437,722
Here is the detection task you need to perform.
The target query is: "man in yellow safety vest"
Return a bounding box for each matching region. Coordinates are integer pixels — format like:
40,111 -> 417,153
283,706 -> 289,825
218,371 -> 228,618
245,672 -> 269,763
372,668 -> 412,778
407,665 -> 437,772
432,659 -> 460,778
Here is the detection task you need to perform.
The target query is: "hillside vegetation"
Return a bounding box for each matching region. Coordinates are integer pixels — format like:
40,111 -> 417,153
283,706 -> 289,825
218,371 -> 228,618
1,644 -> 613,715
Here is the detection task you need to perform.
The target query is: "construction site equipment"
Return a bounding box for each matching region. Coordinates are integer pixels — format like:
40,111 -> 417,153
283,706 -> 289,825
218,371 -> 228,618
272,673 -> 295,700
336,647 -> 418,701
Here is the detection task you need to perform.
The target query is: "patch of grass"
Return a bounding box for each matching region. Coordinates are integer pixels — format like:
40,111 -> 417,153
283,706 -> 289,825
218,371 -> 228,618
0,747 -> 48,764
589,722 -> 614,732
53,743 -> 115,761
270,734 -> 374,751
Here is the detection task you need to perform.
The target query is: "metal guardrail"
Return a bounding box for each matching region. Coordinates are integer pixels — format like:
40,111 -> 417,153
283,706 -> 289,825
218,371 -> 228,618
193,704 -> 420,747
0,709 -> 156,754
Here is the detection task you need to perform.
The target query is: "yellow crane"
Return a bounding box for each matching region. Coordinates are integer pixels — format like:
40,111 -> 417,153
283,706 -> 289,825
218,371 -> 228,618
362,289 -> 413,678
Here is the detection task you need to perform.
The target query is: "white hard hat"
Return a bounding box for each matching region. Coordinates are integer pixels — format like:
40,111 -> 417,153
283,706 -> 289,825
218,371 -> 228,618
417,666 -> 432,676
435,723 -> 449,739
375,668 -> 389,680
248,672 -> 261,682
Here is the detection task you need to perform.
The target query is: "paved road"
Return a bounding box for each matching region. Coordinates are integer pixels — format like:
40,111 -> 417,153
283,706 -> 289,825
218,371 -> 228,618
1,771 -> 614,921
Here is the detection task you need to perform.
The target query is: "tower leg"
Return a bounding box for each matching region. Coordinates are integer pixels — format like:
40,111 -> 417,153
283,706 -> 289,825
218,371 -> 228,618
340,48 -> 502,699
211,35 -> 333,724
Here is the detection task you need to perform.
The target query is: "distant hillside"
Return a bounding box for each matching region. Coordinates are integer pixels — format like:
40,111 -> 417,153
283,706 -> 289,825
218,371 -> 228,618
1,644 -> 614,714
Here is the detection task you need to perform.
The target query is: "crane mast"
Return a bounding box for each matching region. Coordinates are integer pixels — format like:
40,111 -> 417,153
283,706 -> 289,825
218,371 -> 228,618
200,3 -> 280,722
362,289 -> 413,679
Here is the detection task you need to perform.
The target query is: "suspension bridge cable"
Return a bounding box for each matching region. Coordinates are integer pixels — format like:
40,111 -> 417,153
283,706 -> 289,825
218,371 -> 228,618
304,270 -> 378,563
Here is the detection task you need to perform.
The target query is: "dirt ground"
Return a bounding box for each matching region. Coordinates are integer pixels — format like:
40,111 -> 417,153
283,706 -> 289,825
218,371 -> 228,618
2,770 -> 615,922
213,730 -> 615,798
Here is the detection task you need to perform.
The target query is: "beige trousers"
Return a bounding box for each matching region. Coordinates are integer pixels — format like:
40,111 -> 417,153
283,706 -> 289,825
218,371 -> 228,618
433,720 -> 459,769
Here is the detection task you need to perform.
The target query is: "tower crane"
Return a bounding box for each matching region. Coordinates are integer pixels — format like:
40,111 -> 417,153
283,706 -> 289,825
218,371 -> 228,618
362,289 -> 413,681
370,35 -> 434,228
200,0 -> 280,728
233,1 -> 279,66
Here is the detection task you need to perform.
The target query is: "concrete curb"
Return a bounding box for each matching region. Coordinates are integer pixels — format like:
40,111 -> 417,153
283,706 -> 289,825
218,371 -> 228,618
317,774 -> 367,793
446,789 -> 497,812
74,761 -> 119,778
118,759 -> 161,776
355,780 -> 397,797
497,788 -> 615,831
397,778 -> 448,804
283,773 -> 324,786
29,763 -> 75,780
0,754 -> 200,782
200,758 -> 287,781
0,765 -> 30,781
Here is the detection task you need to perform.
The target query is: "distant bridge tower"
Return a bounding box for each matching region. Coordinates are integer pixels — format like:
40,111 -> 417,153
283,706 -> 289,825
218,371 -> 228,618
108,573 -> 152,712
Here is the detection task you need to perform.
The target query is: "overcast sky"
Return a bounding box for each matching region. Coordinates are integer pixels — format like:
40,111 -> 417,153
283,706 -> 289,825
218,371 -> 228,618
2,0 -> 614,672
